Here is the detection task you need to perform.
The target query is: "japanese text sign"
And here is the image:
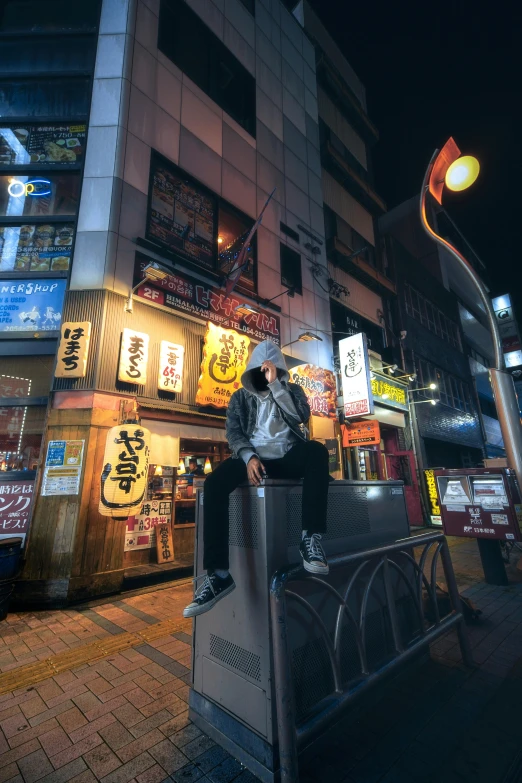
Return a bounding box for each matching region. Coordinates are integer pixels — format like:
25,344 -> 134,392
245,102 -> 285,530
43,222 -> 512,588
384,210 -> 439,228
342,420 -> 380,446
156,524 -> 175,563
0,479 -> 34,545
291,364 -> 337,419
370,373 -> 409,412
118,329 -> 149,385
158,341 -> 184,393
338,333 -> 373,418
424,469 -> 442,524
196,321 -> 250,409
99,425 -> 151,518
124,499 -> 172,551
55,321 -> 91,378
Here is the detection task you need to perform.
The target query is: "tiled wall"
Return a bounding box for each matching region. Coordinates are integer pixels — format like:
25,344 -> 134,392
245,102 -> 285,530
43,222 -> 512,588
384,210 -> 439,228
72,0 -> 333,370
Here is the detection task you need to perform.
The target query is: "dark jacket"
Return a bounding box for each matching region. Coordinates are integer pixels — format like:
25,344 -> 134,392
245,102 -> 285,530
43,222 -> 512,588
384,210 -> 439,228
226,341 -> 311,460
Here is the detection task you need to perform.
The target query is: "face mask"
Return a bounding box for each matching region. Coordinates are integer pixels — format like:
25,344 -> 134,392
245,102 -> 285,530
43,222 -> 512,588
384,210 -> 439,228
250,367 -> 268,391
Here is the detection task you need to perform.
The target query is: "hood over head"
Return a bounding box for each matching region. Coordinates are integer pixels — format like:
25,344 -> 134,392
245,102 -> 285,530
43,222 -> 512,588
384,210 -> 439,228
241,340 -> 289,394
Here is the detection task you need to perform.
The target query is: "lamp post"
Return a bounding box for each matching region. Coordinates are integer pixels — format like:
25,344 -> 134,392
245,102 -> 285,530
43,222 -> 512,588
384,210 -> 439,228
420,137 -> 522,584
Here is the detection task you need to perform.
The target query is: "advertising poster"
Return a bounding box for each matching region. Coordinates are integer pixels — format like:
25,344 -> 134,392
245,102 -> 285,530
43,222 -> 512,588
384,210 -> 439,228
41,439 -> 84,496
0,124 -> 86,166
134,256 -> 280,345
290,365 -> 337,418
0,278 -> 66,332
0,223 -> 74,273
339,333 -> 374,418
196,322 -> 250,409
0,479 -> 34,546
125,499 -> 172,551
148,159 -> 215,269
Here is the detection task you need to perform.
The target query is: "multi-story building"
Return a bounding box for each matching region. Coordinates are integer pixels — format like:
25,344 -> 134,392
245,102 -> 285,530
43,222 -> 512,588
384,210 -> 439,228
10,0 -> 337,606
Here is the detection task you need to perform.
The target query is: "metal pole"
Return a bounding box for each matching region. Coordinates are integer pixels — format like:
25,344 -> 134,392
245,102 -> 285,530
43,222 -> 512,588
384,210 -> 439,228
419,156 -> 522,490
439,539 -> 474,667
270,573 -> 299,783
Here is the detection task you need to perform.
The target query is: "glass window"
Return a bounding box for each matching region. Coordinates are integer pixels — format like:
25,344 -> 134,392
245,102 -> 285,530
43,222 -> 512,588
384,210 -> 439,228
0,356 -> 54,398
280,244 -> 302,295
404,284 -> 412,315
0,405 -> 46,471
0,0 -> 100,32
437,371 -> 449,406
0,124 -> 86,167
410,289 -> 421,319
217,202 -> 256,292
0,222 -> 74,272
0,173 -> 80,217
159,0 -> 256,137
0,79 -> 90,119
425,301 -> 437,332
0,36 -> 96,74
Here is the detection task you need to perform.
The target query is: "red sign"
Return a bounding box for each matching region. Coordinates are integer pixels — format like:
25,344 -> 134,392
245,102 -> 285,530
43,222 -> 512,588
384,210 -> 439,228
0,479 -> 34,542
290,365 -> 337,419
342,421 -> 380,447
134,257 -> 281,345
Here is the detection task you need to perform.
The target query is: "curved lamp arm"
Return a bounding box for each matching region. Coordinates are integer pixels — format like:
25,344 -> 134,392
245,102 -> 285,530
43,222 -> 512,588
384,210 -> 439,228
419,150 -> 504,372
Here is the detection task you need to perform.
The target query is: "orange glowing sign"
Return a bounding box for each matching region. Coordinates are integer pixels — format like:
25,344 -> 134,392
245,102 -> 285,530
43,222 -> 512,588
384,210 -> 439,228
342,420 -> 381,447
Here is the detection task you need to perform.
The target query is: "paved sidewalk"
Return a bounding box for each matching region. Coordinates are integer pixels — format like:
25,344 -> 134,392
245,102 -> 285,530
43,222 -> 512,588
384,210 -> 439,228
0,538 -> 521,783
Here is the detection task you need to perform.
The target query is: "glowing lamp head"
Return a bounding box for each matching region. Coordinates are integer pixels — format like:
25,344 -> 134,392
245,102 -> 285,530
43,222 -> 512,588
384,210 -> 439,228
445,156 -> 480,192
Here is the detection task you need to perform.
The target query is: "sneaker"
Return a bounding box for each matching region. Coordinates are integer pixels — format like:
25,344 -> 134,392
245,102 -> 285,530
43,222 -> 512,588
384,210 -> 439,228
183,572 -> 236,618
300,533 -> 329,575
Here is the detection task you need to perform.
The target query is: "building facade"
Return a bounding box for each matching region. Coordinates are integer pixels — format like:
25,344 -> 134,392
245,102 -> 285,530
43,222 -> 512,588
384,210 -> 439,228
14,0 -> 336,605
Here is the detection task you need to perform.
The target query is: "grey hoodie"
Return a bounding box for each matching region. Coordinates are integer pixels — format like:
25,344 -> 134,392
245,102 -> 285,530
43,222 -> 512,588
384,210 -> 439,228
239,341 -> 302,463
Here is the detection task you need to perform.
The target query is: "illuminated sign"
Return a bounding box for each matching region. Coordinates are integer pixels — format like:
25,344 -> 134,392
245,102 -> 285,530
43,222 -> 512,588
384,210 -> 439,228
338,333 -> 373,418
118,329 -> 149,385
158,341 -> 184,393
7,178 -> 51,198
424,469 -> 442,525
343,421 -> 381,446
56,321 -> 91,379
99,425 -> 151,518
291,365 -> 337,419
371,373 -> 409,411
196,321 -> 250,408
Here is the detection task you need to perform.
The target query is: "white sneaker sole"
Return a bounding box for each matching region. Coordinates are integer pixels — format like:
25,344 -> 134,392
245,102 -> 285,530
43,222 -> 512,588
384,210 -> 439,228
182,583 -> 236,618
302,559 -> 329,575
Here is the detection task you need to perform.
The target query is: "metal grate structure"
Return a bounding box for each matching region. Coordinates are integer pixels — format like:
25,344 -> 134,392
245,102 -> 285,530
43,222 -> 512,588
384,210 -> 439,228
229,494 -> 259,549
270,532 -> 473,783
210,634 -> 261,682
286,487 -> 371,545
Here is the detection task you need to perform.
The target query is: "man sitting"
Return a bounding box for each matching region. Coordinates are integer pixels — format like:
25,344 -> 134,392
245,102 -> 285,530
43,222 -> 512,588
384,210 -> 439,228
184,340 -> 330,618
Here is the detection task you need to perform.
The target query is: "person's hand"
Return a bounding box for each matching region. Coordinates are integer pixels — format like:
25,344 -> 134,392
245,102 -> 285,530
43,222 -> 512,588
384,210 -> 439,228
247,456 -> 266,486
261,360 -> 277,384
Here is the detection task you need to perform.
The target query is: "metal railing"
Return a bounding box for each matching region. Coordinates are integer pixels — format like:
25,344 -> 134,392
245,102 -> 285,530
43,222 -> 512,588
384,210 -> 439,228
269,532 -> 473,783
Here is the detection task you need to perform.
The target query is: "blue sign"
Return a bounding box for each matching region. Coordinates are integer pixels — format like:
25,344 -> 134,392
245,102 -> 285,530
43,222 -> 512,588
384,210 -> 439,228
46,441 -> 66,467
0,278 -> 66,332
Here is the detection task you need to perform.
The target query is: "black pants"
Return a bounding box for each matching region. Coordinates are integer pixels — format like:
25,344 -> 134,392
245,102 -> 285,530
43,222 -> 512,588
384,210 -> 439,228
203,439 -> 329,571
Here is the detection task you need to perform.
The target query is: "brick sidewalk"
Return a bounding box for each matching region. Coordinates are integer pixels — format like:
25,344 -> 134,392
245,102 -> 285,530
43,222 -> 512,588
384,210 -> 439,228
0,538 -> 521,783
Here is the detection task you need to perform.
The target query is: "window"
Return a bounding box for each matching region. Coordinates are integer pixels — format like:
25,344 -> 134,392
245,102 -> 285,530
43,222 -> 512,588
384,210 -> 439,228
0,36 -> 96,74
0,222 -> 74,272
280,244 -> 302,295
280,222 -> 299,243
0,355 -> 53,472
417,358 -> 474,413
0,124 -> 86,167
0,78 -> 91,119
404,284 -> 461,351
159,0 -> 256,137
0,173 -> 80,217
0,0 -> 100,32
146,154 -> 256,285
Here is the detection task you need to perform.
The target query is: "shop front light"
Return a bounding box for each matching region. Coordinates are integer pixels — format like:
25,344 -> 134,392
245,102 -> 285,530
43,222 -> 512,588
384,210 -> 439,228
178,459 -> 186,474
204,457 -> 212,474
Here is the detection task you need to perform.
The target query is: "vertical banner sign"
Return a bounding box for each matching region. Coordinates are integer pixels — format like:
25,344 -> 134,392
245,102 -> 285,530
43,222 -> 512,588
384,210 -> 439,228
99,425 -> 151,518
196,321 -> 250,408
424,469 -> 442,525
156,524 -> 175,563
158,341 -> 184,393
118,329 -> 149,385
55,321 -> 91,378
338,333 -> 374,418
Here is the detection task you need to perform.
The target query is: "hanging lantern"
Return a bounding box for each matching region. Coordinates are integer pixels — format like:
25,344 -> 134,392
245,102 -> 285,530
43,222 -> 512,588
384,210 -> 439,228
204,457 -> 212,474
99,424 -> 151,519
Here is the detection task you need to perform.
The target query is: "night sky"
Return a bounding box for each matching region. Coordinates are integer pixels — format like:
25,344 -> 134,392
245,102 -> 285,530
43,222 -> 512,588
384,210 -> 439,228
310,0 -> 521,313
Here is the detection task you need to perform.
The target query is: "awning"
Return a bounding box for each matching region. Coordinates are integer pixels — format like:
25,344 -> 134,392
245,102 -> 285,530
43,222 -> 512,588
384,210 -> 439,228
363,405 -> 405,428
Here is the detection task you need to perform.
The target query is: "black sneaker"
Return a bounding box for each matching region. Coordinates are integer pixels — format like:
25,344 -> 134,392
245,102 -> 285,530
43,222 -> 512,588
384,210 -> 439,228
300,533 -> 329,575
183,572 -> 236,618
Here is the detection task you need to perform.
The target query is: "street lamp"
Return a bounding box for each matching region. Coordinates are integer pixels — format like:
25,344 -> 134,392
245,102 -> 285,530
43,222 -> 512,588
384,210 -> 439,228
420,137 -> 522,583
420,137 -> 522,484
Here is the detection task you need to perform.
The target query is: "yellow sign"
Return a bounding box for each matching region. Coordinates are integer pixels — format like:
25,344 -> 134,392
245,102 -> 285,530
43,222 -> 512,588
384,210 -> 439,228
99,425 -> 151,518
196,321 -> 250,409
158,341 -> 184,393
118,329 -> 149,385
424,469 -> 442,523
371,374 -> 408,411
55,321 -> 91,378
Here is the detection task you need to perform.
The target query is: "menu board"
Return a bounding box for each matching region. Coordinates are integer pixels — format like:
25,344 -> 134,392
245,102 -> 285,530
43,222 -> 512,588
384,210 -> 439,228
148,159 -> 215,269
0,124 -> 86,166
0,223 -> 74,272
